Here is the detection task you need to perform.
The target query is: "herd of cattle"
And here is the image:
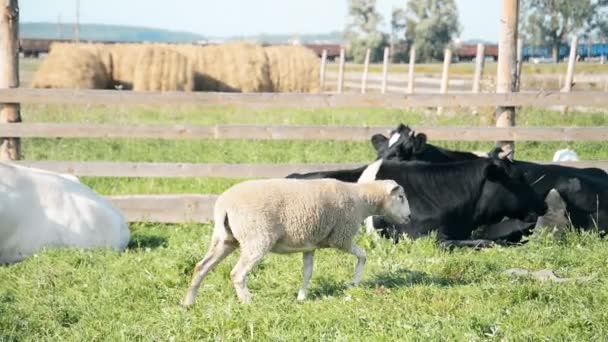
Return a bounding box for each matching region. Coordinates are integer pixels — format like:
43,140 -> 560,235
288,123 -> 608,248
0,123 -> 606,266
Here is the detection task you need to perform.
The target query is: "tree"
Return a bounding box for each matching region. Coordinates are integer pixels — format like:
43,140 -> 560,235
403,0 -> 461,62
520,0 -> 608,62
344,0 -> 388,63
390,7 -> 408,62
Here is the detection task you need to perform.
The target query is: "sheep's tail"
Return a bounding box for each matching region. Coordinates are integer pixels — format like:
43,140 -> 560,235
211,201 -> 234,243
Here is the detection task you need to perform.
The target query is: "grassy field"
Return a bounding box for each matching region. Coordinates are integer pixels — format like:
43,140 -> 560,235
2,99 -> 608,339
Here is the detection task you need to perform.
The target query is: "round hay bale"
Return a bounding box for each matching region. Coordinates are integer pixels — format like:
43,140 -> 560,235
172,42 -> 272,92
264,45 -> 320,93
32,43 -> 111,89
132,47 -> 194,91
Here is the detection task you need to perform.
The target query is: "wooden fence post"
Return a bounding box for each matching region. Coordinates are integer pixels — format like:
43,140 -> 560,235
437,48 -> 452,114
0,0 -> 21,160
381,47 -> 390,94
407,45 -> 416,94
563,36 -> 578,92
472,43 -> 485,93
495,0 -> 519,159
319,49 -> 327,92
361,48 -> 370,94
337,48 -> 345,94
562,35 -> 579,113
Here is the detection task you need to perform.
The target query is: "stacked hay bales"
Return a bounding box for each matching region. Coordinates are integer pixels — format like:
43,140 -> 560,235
32,43 -> 111,89
264,45 -> 320,92
31,42 -> 321,93
132,47 -> 194,91
172,42 -> 273,92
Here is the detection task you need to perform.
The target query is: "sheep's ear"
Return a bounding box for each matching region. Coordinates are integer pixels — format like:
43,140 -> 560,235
387,182 -> 403,196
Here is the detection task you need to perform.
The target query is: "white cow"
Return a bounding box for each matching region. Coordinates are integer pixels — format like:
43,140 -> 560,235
0,162 -> 130,264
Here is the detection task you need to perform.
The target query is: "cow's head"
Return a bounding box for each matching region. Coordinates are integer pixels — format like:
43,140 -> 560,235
371,124 -> 427,161
478,150 -> 548,224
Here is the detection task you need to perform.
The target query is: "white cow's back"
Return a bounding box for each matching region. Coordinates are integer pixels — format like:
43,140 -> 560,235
0,163 -> 130,264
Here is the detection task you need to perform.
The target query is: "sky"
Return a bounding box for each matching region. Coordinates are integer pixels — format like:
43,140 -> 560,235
22,0 -> 501,42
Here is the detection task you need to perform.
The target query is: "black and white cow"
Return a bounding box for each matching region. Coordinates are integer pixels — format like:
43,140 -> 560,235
287,156 -> 548,248
371,123 -> 608,236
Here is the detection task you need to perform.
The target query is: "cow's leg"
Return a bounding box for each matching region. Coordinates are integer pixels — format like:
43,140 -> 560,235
297,251 -> 315,301
182,239 -> 237,307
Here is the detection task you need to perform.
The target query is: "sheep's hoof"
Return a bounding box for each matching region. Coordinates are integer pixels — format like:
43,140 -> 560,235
297,292 -> 307,301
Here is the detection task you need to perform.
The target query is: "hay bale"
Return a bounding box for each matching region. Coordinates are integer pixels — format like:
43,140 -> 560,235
172,42 -> 272,92
132,47 -> 194,91
264,45 -> 320,92
32,43 -> 111,89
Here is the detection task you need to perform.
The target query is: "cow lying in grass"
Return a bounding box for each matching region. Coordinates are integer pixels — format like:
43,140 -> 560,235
288,155 -> 547,248
371,123 -> 608,239
0,163 -> 130,264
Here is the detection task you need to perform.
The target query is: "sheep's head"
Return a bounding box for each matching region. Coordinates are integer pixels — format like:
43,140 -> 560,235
377,180 -> 411,225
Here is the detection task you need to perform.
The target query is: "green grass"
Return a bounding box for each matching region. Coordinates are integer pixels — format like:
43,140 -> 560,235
3,103 -> 608,340
20,105 -> 608,195
2,225 -> 608,340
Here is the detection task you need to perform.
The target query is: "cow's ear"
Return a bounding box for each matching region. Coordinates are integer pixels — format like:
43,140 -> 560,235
371,134 -> 389,152
485,160 -> 507,181
413,133 -> 427,153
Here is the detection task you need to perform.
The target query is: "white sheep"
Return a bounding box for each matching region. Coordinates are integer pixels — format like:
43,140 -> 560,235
0,162 -> 130,264
182,178 -> 410,306
553,148 -> 579,162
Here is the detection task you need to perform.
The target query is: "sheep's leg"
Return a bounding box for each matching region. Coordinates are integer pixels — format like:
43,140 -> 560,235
182,239 -> 237,307
344,244 -> 366,286
297,251 -> 315,301
231,247 -> 267,304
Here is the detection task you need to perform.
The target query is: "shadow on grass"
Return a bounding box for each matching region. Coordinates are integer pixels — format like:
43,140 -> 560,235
128,234 -> 168,250
307,267 -> 464,299
363,267 -> 465,288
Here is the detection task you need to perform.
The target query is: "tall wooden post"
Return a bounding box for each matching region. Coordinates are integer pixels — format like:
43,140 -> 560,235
361,48 -> 370,94
319,49 -> 327,92
495,0 -> 519,160
337,48 -> 345,93
515,38 -> 524,92
0,0 -> 21,160
381,47 -> 390,94
407,46 -> 416,94
437,48 -> 452,114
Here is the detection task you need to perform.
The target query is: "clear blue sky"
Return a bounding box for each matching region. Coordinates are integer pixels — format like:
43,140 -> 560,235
22,0 -> 500,42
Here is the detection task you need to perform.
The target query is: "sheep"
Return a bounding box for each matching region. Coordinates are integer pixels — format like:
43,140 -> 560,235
553,148 -> 579,162
0,162 -> 130,264
182,178 -> 410,306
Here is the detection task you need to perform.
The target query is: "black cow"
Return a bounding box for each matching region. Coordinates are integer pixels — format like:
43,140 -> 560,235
371,123 -> 608,236
287,157 -> 548,248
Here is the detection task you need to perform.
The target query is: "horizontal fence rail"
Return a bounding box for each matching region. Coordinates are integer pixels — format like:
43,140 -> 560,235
13,160 -> 608,178
108,194 -> 216,223
3,88 -> 608,108
3,123 -> 608,141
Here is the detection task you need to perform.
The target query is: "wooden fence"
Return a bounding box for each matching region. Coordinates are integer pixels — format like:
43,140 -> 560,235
4,88 -> 608,223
